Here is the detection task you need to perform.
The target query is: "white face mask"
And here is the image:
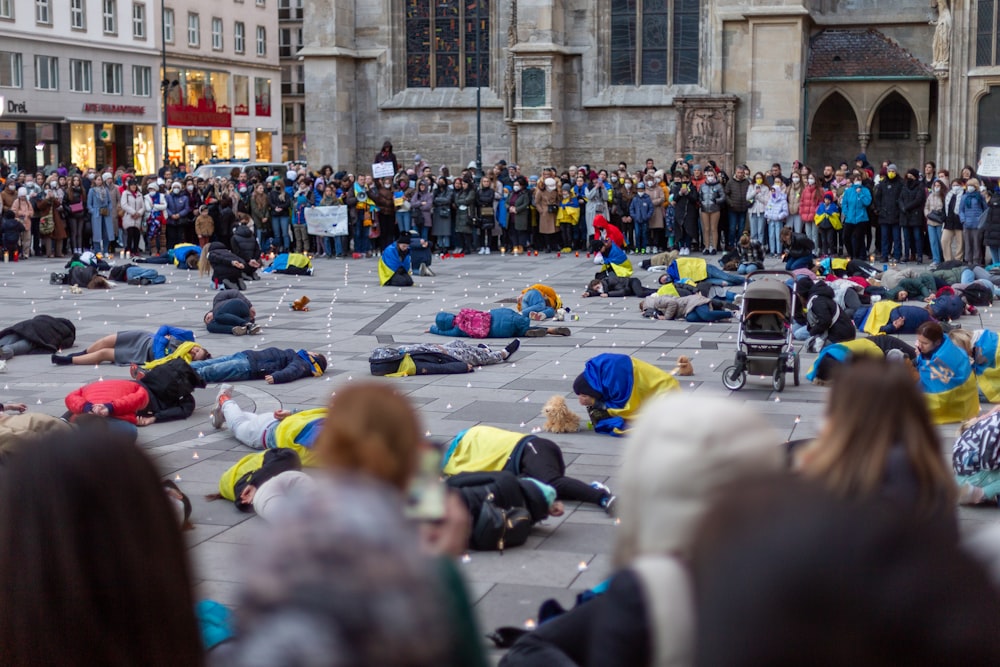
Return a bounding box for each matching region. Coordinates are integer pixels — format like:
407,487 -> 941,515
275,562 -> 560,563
968,186 -> 977,193
854,180 -> 862,186
933,186 -> 942,193
807,177 -> 815,185
791,176 -> 800,183
186,185 -> 194,191
172,187 -> 181,194
624,183 -> 632,190
706,176 -> 716,184
645,181 -> 654,187
513,185 -> 522,192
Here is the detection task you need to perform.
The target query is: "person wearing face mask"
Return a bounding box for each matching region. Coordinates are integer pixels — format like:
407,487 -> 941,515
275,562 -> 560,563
841,173 -> 873,259
786,171 -> 804,238
507,177 -> 532,255
164,182 -> 191,252
698,168 -> 725,255
8,187 -> 35,259
616,178 -> 636,249
798,171 -> 821,248
746,172 -> 769,250
723,166 -> 750,251
1,180 -> 17,212
923,179 -> 946,267
874,163 -> 903,263
535,177 -> 560,252
763,183 -> 789,258
86,173 -> 118,255
941,180 -> 966,262
899,169 -> 927,264
645,174 -> 666,254
959,178 -> 987,266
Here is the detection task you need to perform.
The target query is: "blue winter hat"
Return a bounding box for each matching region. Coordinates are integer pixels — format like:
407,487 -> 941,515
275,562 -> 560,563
524,477 -> 557,508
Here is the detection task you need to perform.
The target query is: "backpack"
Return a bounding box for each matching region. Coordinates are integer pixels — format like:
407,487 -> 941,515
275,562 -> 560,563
469,492 -> 532,552
453,308 -> 492,338
39,213 -> 55,236
963,282 -> 993,307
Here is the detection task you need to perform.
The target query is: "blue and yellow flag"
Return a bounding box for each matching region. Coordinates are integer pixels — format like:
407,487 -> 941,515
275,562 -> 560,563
974,329 -> 1000,403
583,353 -> 680,436
805,337 -> 883,382
601,243 -> 634,277
861,299 -> 900,336
917,336 -> 980,424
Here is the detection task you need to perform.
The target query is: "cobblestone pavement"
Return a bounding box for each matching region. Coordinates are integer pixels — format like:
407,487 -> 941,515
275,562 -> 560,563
0,250 -> 996,659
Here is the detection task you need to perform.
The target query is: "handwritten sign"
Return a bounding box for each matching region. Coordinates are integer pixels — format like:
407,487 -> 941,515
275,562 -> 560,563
372,161 -> 395,179
304,205 -> 349,237
979,147 -> 1000,178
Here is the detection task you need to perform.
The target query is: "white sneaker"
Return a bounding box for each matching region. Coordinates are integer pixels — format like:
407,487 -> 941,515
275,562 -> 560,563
0,360 -> 6,373
477,247 -> 485,255
484,247 -> 491,255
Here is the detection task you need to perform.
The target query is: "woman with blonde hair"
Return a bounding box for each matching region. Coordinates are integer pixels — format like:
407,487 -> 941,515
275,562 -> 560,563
798,357 -> 956,520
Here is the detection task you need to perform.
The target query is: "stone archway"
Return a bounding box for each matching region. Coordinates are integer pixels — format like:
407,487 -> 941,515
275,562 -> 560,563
866,91 -> 922,168
807,91 -> 860,170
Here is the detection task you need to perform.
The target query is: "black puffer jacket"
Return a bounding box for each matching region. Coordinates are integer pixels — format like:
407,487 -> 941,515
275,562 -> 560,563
446,471 -> 552,524
205,241 -> 245,282
874,176 -> 903,225
983,196 -> 1000,248
806,281 -> 856,343
898,179 -> 927,228
230,224 -> 260,264
0,315 -> 75,352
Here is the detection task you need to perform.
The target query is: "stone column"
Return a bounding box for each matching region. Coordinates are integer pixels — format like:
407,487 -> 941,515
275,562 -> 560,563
858,132 -> 871,154
917,132 -> 930,168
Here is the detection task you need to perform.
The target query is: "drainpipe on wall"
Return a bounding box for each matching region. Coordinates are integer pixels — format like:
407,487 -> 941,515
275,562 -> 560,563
802,78 -> 809,164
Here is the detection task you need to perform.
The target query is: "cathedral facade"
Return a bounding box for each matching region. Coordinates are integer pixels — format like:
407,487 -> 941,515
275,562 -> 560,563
301,0 -> 994,175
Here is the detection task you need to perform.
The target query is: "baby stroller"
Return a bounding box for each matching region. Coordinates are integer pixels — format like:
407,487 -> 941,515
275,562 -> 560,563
721,271 -> 800,392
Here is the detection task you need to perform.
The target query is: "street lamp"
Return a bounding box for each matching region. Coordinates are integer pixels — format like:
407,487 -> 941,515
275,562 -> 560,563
161,0 -> 169,169
475,0 -> 482,178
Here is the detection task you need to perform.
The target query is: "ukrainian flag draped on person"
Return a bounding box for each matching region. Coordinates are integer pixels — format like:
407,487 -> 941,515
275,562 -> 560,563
917,336 -> 980,424
581,353 -> 680,436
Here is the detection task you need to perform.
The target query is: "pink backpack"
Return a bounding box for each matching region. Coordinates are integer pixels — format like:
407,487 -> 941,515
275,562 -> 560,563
453,308 -> 492,338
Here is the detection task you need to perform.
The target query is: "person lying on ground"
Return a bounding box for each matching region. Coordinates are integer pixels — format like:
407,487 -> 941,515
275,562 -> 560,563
573,353 -> 681,436
639,293 -> 735,322
0,314 -> 75,360
262,252 -> 313,276
208,384 -> 325,465
132,242 -> 201,269
185,347 -> 327,385
806,335 -> 917,384
106,263 -> 166,285
369,339 -> 520,376
428,308 -> 570,338
583,276 -> 656,298
51,325 -> 207,366
65,358 -> 205,428
950,328 -> 1000,403
204,290 -> 261,336
517,283 -> 562,319
442,424 -> 616,513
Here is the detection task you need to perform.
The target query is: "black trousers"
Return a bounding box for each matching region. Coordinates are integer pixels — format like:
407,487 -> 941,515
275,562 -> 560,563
510,437 -> 606,506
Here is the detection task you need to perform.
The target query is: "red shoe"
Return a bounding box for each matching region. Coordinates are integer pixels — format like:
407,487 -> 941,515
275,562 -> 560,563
452,252 -> 465,258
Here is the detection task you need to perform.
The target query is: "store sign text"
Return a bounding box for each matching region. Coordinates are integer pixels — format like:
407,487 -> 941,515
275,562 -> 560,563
0,98 -> 28,116
83,103 -> 147,115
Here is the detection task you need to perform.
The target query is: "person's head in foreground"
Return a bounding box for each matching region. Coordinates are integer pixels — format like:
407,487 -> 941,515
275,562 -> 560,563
613,393 -> 783,567
916,320 -> 945,358
692,476 -> 1000,666
797,357 -> 956,519
0,429 -> 202,666
317,382 -> 422,491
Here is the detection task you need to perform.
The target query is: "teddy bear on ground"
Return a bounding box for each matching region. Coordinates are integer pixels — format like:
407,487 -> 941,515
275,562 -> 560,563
542,395 -> 581,433
290,296 -> 310,311
671,355 -> 694,376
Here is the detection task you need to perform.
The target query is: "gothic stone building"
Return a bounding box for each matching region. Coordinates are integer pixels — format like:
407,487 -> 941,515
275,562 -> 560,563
300,0 -> 997,176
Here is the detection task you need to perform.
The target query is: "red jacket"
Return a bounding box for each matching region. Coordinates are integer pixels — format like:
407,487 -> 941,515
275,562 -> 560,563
799,185 -> 821,223
65,379 -> 149,424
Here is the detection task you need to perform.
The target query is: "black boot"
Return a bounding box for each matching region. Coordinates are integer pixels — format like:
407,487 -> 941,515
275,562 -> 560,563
51,354 -> 72,365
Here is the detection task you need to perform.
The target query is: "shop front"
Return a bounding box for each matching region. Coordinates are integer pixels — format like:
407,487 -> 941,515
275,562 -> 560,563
164,67 -> 279,170
0,95 -> 68,173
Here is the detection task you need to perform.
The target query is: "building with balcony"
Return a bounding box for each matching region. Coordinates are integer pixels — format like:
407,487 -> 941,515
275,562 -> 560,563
162,0 -> 282,171
0,0 -> 162,173
278,0 -> 304,161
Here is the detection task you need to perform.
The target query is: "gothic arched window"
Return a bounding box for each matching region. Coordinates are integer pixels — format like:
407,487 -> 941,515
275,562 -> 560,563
406,0 -> 489,89
610,0 -> 700,86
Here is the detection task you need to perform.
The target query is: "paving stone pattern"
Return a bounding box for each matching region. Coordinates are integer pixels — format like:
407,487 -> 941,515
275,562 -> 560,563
1,252 -> 997,661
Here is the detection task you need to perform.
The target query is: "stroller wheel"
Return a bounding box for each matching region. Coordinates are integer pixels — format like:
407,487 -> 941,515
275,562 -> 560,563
792,352 -> 800,387
722,365 -> 746,391
773,368 -> 786,393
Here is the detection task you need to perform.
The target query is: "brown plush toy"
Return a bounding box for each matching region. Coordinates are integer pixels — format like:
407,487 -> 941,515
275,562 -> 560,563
671,355 -> 694,376
291,296 -> 310,311
542,395 -> 581,433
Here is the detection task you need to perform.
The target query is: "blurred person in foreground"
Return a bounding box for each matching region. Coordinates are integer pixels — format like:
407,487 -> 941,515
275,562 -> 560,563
796,356 -> 957,529
500,393 -> 783,667
218,382 -> 487,667
0,428 -> 203,666
692,476 -> 1000,666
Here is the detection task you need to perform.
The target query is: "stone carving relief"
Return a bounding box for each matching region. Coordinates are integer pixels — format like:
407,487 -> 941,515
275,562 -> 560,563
674,96 -> 738,173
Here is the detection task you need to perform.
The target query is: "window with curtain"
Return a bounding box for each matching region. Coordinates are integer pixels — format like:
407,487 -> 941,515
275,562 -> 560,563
610,0 -> 700,86
405,0 -> 489,89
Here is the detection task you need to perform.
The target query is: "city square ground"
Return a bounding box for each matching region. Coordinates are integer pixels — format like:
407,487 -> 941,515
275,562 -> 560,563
1,250 -> 998,659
